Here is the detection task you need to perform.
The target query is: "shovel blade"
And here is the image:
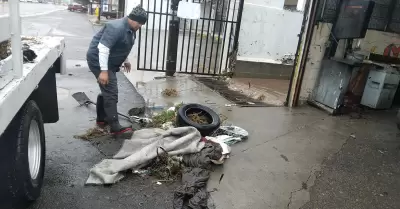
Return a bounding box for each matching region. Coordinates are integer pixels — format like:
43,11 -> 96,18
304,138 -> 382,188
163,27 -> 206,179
72,92 -> 92,106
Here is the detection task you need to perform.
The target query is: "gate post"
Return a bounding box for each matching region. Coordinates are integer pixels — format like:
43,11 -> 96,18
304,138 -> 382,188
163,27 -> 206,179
165,0 -> 181,76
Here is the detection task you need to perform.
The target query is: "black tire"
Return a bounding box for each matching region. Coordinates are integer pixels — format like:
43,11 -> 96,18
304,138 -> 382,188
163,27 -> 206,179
176,103 -> 221,136
0,100 -> 46,207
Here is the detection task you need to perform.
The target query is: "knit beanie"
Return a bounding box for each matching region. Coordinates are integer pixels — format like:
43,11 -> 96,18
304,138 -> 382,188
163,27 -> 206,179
128,5 -> 147,25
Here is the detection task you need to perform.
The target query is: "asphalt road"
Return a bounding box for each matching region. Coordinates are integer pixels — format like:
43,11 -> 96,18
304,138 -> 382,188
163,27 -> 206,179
15,10 -> 172,209
0,2 -> 65,16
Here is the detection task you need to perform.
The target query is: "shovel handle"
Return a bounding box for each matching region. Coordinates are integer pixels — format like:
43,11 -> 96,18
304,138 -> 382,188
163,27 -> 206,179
84,100 -> 131,122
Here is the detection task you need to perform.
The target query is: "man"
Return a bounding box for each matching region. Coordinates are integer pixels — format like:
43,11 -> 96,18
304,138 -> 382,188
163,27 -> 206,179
86,5 -> 147,136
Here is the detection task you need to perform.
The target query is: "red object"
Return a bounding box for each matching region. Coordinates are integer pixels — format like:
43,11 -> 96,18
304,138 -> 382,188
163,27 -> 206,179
68,4 -> 88,13
111,128 -> 133,135
200,137 -> 208,142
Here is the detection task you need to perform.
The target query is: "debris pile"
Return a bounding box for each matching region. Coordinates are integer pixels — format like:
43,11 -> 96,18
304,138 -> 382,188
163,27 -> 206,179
0,40 -> 11,60
1,38 -> 39,62
187,111 -> 209,125
162,88 -> 179,97
73,127 -> 108,140
82,102 -> 249,209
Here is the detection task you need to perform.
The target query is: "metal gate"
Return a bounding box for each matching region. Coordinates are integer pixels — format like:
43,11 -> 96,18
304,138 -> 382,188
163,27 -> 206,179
137,0 -> 244,75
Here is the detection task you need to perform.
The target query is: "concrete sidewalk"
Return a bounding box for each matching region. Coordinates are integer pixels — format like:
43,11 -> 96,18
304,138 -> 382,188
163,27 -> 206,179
87,14 -> 108,25
123,67 -> 400,209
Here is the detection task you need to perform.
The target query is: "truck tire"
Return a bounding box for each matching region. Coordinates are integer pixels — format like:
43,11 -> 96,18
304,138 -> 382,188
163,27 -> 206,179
176,103 -> 221,136
0,100 -> 46,207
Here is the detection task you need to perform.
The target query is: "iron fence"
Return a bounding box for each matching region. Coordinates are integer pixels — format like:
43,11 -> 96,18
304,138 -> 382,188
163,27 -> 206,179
137,0 -> 244,75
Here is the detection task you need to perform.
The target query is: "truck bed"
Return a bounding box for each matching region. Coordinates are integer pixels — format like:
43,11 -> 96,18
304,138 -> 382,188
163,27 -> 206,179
0,36 -> 65,135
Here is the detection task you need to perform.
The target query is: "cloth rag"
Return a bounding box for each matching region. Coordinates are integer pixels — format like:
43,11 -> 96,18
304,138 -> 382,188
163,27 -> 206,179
86,127 -> 204,185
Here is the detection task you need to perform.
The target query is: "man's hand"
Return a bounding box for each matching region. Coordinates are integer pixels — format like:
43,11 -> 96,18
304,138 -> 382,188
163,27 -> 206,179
123,62 -> 131,73
98,71 -> 109,85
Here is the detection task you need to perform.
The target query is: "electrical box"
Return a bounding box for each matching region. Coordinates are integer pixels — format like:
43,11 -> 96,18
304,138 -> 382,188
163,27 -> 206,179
361,66 -> 400,109
333,0 -> 375,39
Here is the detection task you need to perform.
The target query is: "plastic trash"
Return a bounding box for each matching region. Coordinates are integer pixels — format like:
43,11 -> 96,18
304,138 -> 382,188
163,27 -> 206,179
211,125 -> 249,145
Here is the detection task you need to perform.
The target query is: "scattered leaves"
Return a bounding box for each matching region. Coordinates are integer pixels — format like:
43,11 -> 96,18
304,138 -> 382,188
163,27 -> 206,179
151,110 -> 177,128
187,112 -> 209,125
302,182 -> 308,190
257,94 -> 266,101
73,127 -> 108,140
161,88 -> 178,97
0,40 -> 11,60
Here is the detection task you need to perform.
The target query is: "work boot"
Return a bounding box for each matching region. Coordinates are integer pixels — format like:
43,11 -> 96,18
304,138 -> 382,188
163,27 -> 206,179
108,119 -> 133,138
96,94 -> 108,128
103,94 -> 133,138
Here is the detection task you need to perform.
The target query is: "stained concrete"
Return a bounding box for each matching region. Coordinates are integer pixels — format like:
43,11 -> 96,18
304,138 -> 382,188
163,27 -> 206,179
235,59 -> 294,79
22,11 -> 174,209
127,70 -> 400,209
12,8 -> 400,209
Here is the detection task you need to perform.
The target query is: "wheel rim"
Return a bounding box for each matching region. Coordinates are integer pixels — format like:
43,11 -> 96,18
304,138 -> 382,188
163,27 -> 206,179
28,120 -> 41,180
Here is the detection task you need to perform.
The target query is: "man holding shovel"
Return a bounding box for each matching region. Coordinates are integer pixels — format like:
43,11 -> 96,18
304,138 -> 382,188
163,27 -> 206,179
86,5 -> 147,136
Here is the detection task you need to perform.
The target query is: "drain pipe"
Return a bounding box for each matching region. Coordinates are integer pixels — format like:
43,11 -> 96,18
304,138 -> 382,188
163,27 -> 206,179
285,0 -> 314,106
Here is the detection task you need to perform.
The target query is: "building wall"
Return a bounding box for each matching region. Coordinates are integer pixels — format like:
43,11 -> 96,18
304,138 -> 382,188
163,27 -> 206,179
298,22 -> 331,103
125,0 -> 170,30
298,26 -> 400,105
237,1 -> 304,65
356,30 -> 400,58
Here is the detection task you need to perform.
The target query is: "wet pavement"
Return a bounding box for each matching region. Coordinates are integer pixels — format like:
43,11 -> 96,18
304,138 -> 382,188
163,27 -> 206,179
23,11 -> 173,209
0,2 -> 65,17
13,9 -> 400,209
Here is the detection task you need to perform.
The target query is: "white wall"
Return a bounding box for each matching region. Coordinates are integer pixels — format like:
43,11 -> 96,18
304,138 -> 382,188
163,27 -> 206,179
299,23 -> 332,103
237,1 -> 304,64
125,0 -> 170,30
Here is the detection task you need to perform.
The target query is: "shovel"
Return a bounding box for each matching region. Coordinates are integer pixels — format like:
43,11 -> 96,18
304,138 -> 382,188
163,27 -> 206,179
72,92 -> 131,121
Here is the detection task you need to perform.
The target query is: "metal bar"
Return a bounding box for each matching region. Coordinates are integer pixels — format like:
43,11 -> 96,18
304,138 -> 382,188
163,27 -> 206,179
156,0 -> 163,70
214,0 -> 226,74
196,1 -> 208,73
180,16 -> 187,72
137,0 -> 144,71
219,0 -> 232,74
293,0 -> 319,106
137,68 -> 229,76
385,0 -> 397,31
202,0 -> 214,73
162,0 -> 170,71
146,11 -> 239,24
232,0 -> 244,52
150,0 -> 157,69
191,20 -> 199,73
144,0 -> 150,69
165,6 -> 180,76
225,0 -> 237,69
185,19 -> 193,73
208,0 -> 221,74
10,0 -> 22,78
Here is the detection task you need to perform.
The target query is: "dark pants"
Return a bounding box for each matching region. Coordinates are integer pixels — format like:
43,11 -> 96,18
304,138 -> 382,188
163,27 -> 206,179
88,65 -> 119,124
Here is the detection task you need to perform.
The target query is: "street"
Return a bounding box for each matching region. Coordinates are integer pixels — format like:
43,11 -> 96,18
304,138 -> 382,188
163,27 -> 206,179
19,10 -> 172,209
0,2 -> 66,17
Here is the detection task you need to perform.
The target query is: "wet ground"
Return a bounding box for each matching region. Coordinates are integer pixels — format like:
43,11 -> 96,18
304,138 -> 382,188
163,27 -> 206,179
23,11 -> 174,209
0,2 -> 65,16
8,8 -> 400,209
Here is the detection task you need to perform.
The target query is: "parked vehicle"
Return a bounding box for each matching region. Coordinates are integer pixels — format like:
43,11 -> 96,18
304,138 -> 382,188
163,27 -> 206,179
68,3 -> 88,13
0,1 -> 65,207
102,11 -> 117,19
